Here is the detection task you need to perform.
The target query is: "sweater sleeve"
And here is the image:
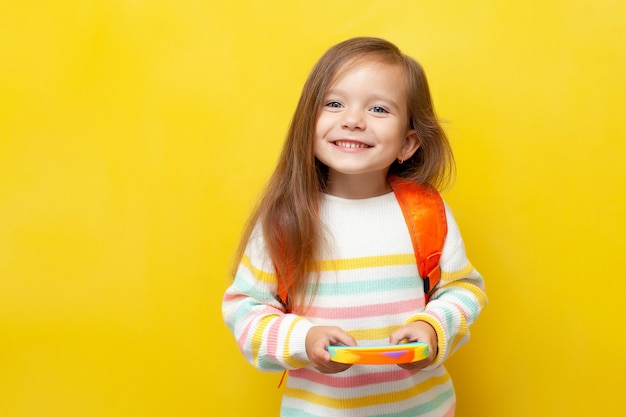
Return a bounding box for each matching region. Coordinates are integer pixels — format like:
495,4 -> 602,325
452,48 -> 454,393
405,203 -> 488,368
222,226 -> 316,372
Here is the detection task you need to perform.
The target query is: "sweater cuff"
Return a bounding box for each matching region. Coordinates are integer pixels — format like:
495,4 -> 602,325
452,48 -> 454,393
405,313 -> 447,369
285,317 -> 316,367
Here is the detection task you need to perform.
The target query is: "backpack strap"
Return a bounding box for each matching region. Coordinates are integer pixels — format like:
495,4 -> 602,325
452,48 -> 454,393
388,175 -> 447,303
276,265 -> 290,312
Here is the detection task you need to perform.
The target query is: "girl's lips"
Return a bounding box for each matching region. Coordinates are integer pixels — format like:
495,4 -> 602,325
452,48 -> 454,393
333,140 -> 371,149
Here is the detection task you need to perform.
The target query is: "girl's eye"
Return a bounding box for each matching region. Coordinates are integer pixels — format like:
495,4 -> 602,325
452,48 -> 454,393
371,106 -> 388,114
325,101 -> 343,108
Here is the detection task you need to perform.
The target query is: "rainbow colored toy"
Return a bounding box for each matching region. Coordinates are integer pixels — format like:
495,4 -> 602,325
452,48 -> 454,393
328,342 -> 429,365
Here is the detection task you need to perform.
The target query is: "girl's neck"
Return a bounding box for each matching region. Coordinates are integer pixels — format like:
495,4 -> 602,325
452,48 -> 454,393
325,172 -> 391,199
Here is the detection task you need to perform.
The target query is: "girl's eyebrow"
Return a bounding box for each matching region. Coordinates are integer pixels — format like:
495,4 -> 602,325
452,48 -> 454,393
368,94 -> 401,109
325,88 -> 401,109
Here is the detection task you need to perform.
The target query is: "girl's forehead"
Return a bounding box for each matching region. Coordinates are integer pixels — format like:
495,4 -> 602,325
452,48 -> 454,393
328,57 -> 404,86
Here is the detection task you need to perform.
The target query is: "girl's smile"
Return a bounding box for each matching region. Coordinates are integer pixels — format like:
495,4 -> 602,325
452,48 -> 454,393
333,139 -> 372,149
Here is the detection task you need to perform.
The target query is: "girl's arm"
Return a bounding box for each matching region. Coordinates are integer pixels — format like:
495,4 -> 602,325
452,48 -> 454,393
403,204 -> 488,368
223,226 -> 357,373
222,243 -> 315,371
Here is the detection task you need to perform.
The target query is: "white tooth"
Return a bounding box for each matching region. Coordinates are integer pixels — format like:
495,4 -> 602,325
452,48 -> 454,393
336,141 -> 367,148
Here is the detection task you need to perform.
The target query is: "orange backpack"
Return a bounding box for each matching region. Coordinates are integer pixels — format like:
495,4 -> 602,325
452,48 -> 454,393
277,175 -> 447,310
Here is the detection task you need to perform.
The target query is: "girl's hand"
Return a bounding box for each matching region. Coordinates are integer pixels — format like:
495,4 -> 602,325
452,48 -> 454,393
389,321 -> 438,371
305,326 -> 356,374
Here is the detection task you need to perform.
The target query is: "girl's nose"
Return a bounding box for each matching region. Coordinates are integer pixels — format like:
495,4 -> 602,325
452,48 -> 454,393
341,109 -> 365,130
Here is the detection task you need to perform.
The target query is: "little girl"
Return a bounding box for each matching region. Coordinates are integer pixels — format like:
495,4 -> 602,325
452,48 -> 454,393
222,37 -> 487,417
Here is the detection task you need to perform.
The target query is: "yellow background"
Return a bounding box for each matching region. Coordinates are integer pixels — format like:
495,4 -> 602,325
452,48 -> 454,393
1,1 -> 625,416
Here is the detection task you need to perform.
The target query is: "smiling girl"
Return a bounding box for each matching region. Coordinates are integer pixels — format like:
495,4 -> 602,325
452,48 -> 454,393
222,37 -> 487,417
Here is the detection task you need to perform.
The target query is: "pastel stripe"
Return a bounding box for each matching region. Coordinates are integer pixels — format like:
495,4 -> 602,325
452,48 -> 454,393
312,275 -> 418,296
348,325 -> 402,342
315,254 -> 415,271
284,372 -> 451,408
282,388 -> 454,417
365,388 -> 454,417
283,317 -> 309,369
250,314 -> 278,366
240,253 -> 276,284
304,299 -> 424,320
266,315 -> 285,358
450,319 -> 469,353
440,262 -> 475,281
235,304 -> 277,349
390,389 -> 455,417
290,367 -> 422,388
447,280 -> 489,309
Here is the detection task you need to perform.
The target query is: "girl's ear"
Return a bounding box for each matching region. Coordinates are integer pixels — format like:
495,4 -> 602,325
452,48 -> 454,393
398,130 -> 420,162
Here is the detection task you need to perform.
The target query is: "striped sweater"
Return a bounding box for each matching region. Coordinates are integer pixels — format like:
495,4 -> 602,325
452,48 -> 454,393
222,191 -> 487,416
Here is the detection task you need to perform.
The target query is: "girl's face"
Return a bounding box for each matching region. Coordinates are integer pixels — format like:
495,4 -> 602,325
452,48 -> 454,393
314,60 -> 419,197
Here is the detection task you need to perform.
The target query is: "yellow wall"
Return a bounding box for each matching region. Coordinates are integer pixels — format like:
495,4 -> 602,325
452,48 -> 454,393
1,1 -> 625,416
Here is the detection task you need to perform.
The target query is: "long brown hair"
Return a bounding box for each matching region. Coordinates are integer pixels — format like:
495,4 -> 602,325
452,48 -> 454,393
231,37 -> 455,310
